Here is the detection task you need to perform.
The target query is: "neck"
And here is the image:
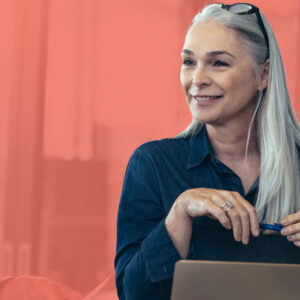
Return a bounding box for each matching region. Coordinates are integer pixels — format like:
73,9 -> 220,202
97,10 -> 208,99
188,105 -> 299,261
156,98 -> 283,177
206,122 -> 259,161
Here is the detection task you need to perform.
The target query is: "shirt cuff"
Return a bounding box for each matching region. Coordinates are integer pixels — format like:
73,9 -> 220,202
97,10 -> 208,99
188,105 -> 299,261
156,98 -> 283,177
140,217 -> 194,282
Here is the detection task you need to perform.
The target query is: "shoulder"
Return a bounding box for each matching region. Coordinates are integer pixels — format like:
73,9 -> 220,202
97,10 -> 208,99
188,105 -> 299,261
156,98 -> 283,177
136,135 -> 189,153
130,135 -> 191,166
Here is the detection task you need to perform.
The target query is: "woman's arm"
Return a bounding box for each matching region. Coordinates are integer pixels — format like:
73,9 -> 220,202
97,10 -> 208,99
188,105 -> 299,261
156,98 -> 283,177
115,146 -> 189,300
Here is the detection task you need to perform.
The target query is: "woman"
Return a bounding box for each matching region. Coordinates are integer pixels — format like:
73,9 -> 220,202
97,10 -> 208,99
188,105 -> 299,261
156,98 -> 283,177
115,3 -> 300,300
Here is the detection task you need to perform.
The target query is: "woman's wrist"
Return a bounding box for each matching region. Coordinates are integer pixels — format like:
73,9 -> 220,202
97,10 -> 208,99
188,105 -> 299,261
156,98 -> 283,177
165,192 -> 193,258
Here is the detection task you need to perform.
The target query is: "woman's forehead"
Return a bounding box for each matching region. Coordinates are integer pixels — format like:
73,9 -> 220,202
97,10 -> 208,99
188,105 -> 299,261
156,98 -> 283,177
183,19 -> 248,58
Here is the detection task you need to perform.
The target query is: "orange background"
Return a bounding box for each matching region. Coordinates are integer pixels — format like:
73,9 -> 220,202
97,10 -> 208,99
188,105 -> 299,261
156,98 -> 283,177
0,0 -> 299,298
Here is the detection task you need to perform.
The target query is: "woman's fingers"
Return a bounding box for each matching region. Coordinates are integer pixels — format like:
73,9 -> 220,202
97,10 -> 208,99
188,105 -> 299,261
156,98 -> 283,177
206,202 -> 232,230
281,222 -> 300,236
227,208 -> 243,242
281,211 -> 300,226
281,215 -> 300,248
223,193 -> 248,244
212,193 -> 243,243
231,192 -> 260,237
286,232 -> 300,242
286,231 -> 300,247
217,191 -> 259,244
281,216 -> 300,248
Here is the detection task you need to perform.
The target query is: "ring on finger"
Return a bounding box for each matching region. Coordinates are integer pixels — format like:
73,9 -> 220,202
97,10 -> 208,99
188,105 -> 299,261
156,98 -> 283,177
220,200 -> 233,212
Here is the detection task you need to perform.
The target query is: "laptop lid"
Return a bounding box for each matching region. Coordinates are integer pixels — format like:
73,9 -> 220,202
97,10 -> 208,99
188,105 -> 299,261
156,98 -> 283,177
171,260 -> 300,300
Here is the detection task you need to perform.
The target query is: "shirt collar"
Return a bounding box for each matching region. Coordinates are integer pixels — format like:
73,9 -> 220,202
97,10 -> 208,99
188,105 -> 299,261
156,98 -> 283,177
186,124 -> 213,170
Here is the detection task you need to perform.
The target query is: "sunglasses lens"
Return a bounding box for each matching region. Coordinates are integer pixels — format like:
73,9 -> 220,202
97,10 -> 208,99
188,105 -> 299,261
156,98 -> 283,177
229,4 -> 253,14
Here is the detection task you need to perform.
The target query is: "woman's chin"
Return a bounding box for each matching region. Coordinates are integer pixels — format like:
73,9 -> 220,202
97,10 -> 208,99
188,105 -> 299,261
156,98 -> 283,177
192,114 -> 216,124
189,105 -> 220,124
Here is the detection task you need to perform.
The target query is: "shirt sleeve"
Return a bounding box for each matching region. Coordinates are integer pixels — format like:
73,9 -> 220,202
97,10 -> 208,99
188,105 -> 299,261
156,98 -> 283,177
114,145 -> 193,300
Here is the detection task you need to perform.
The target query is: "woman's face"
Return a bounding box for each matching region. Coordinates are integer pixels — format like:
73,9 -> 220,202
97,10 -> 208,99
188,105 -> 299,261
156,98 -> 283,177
180,19 -> 261,127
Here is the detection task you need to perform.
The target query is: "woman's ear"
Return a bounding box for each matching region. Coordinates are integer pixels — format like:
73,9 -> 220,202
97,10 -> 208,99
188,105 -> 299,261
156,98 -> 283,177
258,58 -> 269,91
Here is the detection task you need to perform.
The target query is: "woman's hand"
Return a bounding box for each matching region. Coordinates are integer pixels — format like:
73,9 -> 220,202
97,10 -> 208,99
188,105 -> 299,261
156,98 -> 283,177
280,212 -> 300,247
165,188 -> 260,258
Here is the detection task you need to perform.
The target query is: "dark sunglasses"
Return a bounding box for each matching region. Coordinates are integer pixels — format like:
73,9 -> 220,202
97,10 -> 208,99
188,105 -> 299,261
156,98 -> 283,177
217,3 -> 269,51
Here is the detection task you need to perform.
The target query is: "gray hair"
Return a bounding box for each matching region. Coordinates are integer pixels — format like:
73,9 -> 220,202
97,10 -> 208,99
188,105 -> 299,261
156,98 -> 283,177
175,3 -> 300,223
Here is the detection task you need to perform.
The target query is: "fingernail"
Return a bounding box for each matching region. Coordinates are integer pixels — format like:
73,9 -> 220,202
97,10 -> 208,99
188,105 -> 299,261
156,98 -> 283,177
254,229 -> 260,236
287,235 -> 292,241
281,228 -> 288,235
281,219 -> 288,225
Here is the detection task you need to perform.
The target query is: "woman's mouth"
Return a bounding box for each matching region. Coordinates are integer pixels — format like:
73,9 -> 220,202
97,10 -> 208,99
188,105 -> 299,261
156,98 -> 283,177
192,95 -> 223,105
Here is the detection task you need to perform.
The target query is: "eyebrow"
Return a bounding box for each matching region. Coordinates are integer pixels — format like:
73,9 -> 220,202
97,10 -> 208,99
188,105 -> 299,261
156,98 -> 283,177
181,49 -> 236,59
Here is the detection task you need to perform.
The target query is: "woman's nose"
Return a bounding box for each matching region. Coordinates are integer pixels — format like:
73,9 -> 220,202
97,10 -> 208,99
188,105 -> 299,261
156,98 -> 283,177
192,65 -> 212,87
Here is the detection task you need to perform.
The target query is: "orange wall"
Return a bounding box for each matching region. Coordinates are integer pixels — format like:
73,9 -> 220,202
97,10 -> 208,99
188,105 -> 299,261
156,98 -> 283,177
0,0 -> 299,298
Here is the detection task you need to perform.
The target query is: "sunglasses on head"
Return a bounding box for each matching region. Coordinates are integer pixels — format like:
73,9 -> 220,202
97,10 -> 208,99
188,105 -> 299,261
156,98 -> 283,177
216,3 -> 269,51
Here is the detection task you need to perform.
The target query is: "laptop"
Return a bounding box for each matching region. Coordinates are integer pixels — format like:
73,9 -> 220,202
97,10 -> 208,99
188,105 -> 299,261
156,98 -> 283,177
171,260 -> 300,300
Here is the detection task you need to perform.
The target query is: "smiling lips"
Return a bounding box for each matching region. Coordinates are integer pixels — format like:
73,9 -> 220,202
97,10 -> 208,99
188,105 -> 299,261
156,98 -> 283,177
192,95 -> 223,105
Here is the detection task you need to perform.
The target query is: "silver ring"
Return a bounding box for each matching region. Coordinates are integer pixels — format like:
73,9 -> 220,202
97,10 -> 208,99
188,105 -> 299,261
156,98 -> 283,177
220,200 -> 233,212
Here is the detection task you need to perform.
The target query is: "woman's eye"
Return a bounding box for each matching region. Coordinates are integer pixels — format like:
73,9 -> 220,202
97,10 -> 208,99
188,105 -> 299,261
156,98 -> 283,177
213,60 -> 229,67
183,59 -> 194,65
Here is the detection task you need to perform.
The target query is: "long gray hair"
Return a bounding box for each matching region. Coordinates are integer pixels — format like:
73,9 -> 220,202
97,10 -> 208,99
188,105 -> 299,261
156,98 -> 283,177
176,3 -> 300,223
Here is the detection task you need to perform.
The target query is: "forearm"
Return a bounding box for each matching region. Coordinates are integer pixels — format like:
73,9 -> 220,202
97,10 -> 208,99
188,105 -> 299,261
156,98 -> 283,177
116,218 -> 184,299
121,250 -> 172,300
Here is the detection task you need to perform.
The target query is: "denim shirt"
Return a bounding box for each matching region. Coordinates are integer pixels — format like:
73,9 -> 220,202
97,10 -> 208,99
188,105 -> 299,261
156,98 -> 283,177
114,125 -> 300,300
